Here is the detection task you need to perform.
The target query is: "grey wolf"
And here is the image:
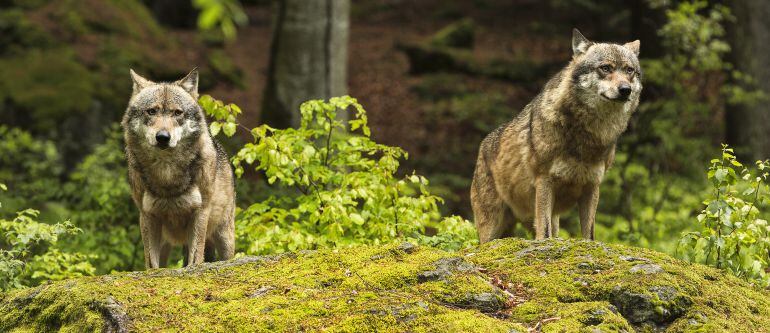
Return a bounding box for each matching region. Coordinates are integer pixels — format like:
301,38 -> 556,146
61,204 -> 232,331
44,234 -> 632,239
123,68 -> 235,268
471,29 -> 642,242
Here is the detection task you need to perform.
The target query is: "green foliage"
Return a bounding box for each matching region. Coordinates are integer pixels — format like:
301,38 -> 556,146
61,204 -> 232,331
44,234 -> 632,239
0,9 -> 51,56
593,0 -> 756,253
678,145 -> 770,287
0,49 -> 95,133
0,186 -> 94,291
193,0 -> 247,40
0,126 -> 62,208
60,125 -> 143,273
201,95 -> 478,254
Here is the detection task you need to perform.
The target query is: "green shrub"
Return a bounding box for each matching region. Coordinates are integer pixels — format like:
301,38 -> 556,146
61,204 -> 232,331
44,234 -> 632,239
60,125 -> 143,273
592,0 -> 760,253
201,95 -> 478,255
678,145 -> 770,287
0,126 -> 62,209
0,185 -> 94,291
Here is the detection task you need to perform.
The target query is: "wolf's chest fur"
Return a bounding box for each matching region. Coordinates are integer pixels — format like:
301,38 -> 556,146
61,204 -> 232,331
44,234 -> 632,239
131,144 -> 201,199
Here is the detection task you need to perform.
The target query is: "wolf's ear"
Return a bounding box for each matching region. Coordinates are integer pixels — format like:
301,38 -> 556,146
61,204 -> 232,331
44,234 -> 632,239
624,40 -> 640,56
130,69 -> 153,95
176,68 -> 199,99
572,28 -> 593,57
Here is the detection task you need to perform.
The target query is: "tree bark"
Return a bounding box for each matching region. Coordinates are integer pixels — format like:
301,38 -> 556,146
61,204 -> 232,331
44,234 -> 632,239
261,0 -> 350,128
726,0 -> 770,161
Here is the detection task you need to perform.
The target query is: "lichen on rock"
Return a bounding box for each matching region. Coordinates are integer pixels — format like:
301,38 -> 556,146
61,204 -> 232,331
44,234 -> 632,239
2,238 -> 770,332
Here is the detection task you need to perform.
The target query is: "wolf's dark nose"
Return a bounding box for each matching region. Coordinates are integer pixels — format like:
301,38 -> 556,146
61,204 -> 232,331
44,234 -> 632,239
618,84 -> 632,99
156,130 -> 171,146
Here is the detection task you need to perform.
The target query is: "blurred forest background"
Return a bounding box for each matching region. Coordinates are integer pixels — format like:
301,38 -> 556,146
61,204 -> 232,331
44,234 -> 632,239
2,0 -> 770,289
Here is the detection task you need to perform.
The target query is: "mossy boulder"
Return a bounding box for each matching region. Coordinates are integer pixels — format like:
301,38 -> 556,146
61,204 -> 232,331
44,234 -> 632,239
2,239 -> 770,332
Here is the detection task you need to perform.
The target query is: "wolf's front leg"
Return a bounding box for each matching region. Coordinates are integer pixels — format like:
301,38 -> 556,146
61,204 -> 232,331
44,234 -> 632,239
186,207 -> 211,266
534,177 -> 554,239
578,184 -> 600,240
140,213 -> 163,269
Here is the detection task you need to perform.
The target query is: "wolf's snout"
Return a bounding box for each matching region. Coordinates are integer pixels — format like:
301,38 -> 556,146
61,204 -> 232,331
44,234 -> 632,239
156,130 -> 171,147
618,83 -> 632,99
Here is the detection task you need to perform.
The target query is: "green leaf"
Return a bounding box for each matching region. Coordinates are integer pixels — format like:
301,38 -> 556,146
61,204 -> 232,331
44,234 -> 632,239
223,122 -> 237,137
210,122 -> 222,136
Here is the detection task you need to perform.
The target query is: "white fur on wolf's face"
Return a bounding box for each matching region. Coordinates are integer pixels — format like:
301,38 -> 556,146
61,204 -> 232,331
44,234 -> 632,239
129,84 -> 203,149
572,43 -> 642,111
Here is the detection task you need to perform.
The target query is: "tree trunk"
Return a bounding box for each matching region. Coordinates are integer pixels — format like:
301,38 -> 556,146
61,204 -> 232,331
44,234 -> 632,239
726,0 -> 770,161
261,0 -> 350,128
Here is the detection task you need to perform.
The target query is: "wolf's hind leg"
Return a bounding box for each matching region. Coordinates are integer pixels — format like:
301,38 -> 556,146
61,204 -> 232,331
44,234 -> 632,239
204,243 -> 217,262
471,156 -> 509,243
159,242 -> 171,268
210,221 -> 235,261
551,214 -> 560,238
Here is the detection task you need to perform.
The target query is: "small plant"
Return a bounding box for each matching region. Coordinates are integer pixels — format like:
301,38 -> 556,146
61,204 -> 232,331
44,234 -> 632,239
678,145 -> 770,287
201,95 -> 477,254
0,184 -> 94,291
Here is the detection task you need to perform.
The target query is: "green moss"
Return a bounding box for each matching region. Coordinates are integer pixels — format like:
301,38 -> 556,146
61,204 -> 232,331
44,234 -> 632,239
468,239 -> 770,332
2,239 -> 770,332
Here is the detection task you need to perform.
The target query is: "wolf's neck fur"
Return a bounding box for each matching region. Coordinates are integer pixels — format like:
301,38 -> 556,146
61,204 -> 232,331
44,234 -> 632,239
128,132 -> 206,198
547,63 -> 632,147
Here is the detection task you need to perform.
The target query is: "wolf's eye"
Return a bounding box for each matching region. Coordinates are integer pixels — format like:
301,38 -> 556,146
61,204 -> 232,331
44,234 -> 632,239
146,108 -> 158,116
599,65 -> 613,73
625,67 -> 635,75
173,110 -> 184,117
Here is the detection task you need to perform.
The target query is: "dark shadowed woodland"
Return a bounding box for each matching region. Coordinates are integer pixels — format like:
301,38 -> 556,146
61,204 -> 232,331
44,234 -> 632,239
2,0 -> 770,331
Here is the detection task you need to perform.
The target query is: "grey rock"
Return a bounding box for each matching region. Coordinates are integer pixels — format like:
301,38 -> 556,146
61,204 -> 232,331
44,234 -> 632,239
619,255 -> 651,263
629,264 -> 664,274
91,296 -> 132,333
417,257 -> 474,282
610,285 -> 692,325
397,242 -> 418,254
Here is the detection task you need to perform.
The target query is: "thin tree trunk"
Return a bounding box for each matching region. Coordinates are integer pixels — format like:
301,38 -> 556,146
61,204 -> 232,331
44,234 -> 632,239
726,0 -> 770,161
261,0 -> 350,128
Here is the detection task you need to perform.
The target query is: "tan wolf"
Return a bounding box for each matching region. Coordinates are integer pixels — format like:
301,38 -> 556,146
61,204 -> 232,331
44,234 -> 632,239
471,29 -> 642,242
123,69 -> 235,268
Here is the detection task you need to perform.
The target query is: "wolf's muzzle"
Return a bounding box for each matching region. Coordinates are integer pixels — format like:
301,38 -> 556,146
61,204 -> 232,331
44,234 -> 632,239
156,130 -> 171,148
618,83 -> 632,100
